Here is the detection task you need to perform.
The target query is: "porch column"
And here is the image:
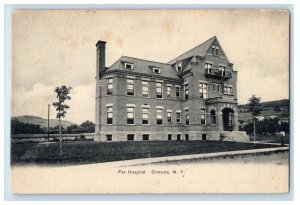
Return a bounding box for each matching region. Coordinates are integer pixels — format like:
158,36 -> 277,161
207,112 -> 211,127
233,112 -> 239,131
217,111 -> 223,131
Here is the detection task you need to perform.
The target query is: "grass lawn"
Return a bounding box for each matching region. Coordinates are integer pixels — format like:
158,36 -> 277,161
11,140 -> 283,166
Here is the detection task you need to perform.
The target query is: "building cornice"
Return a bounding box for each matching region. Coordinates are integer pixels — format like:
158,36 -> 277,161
101,69 -> 183,84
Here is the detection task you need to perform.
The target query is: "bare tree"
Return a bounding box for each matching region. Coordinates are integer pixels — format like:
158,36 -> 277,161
53,85 -> 72,156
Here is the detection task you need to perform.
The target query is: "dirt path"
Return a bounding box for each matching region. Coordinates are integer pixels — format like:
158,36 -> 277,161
153,150 -> 289,165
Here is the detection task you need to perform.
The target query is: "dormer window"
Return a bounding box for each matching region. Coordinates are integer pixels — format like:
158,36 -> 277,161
152,67 -> 161,74
176,61 -> 182,72
124,62 -> 134,70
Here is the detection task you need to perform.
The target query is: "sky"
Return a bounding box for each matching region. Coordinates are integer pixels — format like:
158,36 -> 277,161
11,10 -> 289,124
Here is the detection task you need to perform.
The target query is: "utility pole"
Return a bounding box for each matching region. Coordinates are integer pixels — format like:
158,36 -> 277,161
48,104 -> 50,142
253,116 -> 256,145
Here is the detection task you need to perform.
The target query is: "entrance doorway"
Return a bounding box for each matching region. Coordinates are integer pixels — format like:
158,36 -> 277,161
222,108 -> 234,131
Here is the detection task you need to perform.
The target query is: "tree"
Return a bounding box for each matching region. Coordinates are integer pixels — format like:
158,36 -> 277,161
247,95 -> 263,116
80,120 -> 95,133
274,104 -> 281,112
66,124 -> 78,134
53,85 -> 72,156
280,121 -> 289,134
11,119 -> 44,134
247,95 -> 263,143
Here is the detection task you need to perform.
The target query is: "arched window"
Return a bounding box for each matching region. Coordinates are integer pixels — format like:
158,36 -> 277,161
211,110 -> 216,125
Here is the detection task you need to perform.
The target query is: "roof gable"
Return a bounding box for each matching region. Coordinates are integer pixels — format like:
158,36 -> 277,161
104,36 -> 230,79
168,36 -> 229,64
168,36 -> 216,65
206,38 -> 229,60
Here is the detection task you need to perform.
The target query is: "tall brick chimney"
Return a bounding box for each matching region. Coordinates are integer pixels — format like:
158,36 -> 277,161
96,40 -> 106,78
95,40 -> 106,134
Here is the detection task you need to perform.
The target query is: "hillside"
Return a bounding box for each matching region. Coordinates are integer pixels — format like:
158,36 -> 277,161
238,99 -> 289,122
11,115 -> 76,128
238,99 -> 289,109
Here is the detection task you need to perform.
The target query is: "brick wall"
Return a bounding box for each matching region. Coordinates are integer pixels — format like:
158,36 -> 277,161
95,40 -> 243,142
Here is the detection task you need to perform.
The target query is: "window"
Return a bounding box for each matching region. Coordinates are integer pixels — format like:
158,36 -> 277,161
185,134 -> 189,141
224,86 -> 233,95
199,82 -> 208,99
175,86 -> 180,98
127,134 -> 134,141
157,108 -> 163,125
127,107 -> 135,124
167,85 -> 172,97
142,81 -> 149,97
200,109 -> 206,125
127,79 -> 134,95
168,134 -> 172,141
107,106 -> 113,124
202,134 -> 207,140
176,61 -> 182,72
153,67 -> 161,74
185,109 -> 189,125
212,45 -> 219,55
143,134 -> 150,141
124,62 -> 133,69
156,82 -> 163,98
212,83 -> 221,93
205,63 -> 212,74
219,66 -> 226,76
184,84 -> 189,100
106,134 -> 112,141
211,110 -> 216,125
177,134 -> 181,141
107,78 -> 113,95
167,111 -> 172,123
176,111 -> 181,123
142,108 -> 149,124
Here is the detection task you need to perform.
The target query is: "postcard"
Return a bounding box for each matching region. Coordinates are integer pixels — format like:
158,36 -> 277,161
10,9 -> 290,194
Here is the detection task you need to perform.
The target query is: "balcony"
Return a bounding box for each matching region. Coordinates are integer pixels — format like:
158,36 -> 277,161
204,68 -> 232,80
206,94 -> 237,104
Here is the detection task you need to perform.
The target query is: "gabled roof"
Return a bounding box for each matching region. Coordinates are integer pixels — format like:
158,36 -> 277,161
168,36 -> 217,65
108,56 -> 179,78
104,36 -> 229,79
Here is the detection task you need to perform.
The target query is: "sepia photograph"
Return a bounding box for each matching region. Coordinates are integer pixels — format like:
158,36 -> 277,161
9,9 -> 290,194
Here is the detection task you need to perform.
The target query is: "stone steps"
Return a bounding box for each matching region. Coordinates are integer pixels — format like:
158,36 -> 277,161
221,131 -> 250,142
209,131 -> 250,142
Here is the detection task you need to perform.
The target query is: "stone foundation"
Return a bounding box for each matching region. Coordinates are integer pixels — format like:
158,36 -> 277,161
94,130 -> 249,142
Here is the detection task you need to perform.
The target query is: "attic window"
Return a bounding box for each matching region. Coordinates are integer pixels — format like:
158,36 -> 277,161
124,62 -> 134,70
176,61 -> 182,72
212,46 -> 215,55
212,45 -> 219,55
152,67 -> 161,74
215,46 -> 219,55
